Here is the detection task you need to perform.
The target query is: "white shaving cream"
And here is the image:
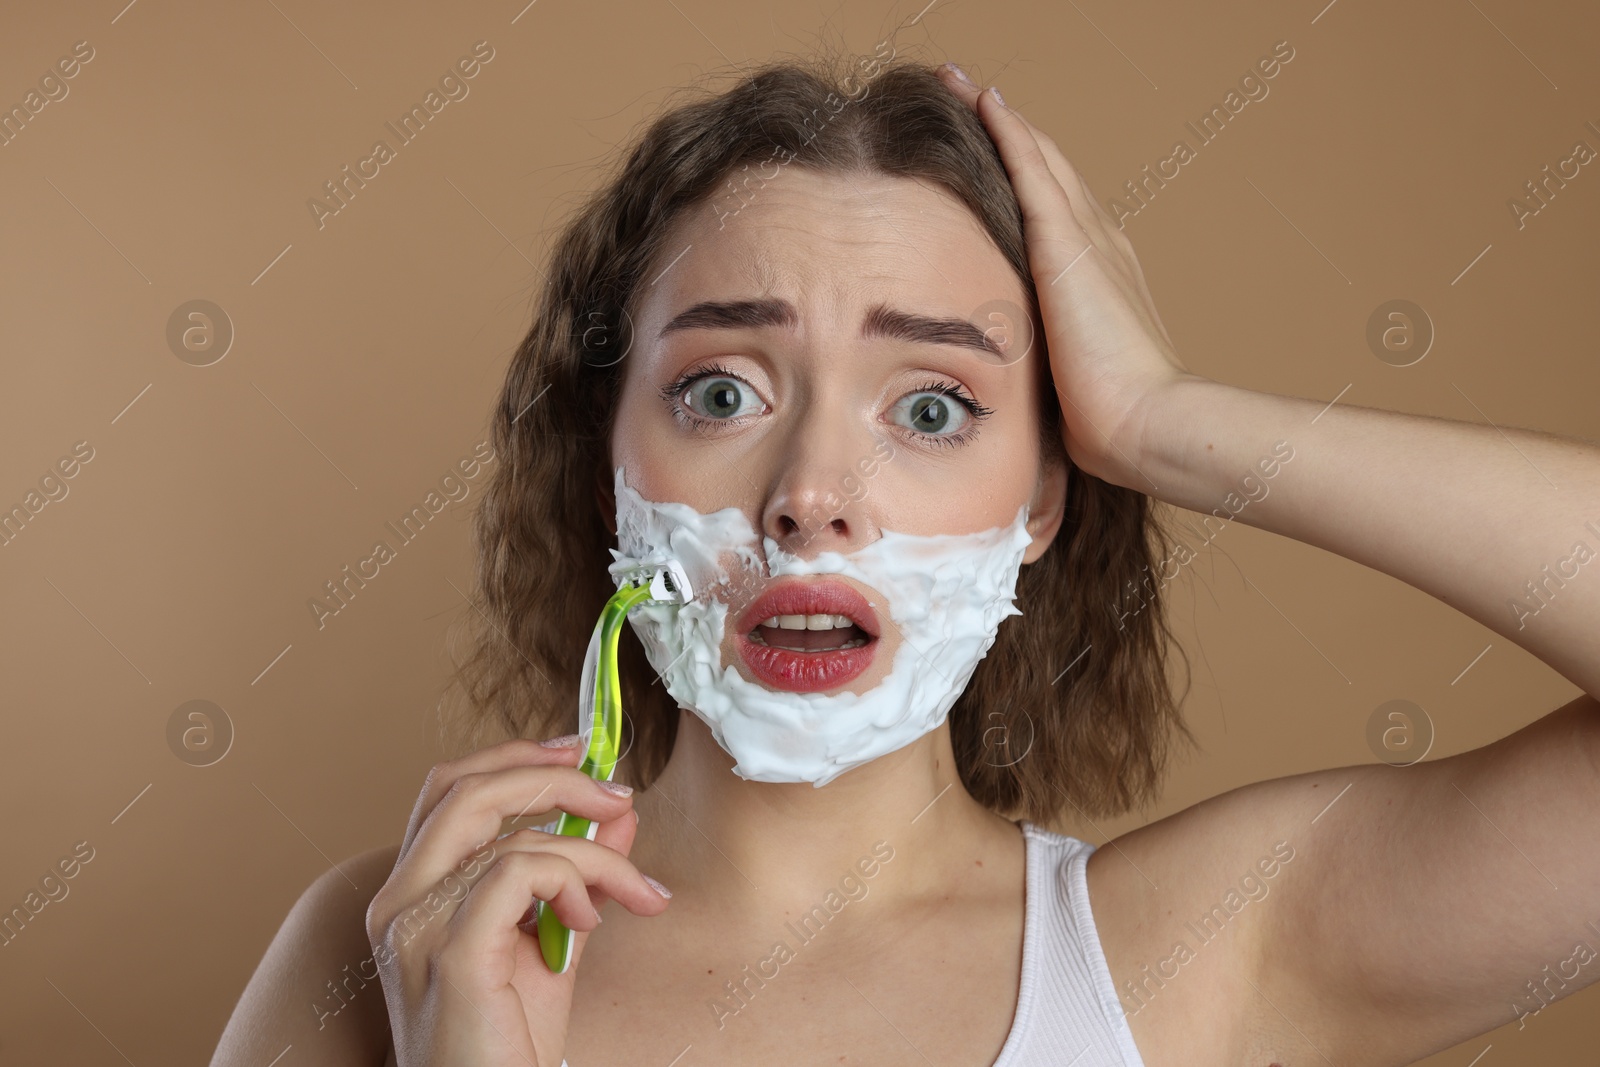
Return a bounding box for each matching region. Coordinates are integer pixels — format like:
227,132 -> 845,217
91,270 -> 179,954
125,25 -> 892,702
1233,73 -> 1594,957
608,466 -> 1033,787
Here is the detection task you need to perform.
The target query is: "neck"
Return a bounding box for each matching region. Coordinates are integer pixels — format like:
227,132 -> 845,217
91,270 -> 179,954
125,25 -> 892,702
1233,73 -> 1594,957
630,708 -> 1021,916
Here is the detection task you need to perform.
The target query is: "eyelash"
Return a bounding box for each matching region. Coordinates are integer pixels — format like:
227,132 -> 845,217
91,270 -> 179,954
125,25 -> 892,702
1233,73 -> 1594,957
903,377 -> 995,448
658,362 -> 995,448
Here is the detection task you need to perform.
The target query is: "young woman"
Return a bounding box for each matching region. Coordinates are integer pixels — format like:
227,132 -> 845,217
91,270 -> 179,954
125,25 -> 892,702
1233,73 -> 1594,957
211,56 -> 1600,1067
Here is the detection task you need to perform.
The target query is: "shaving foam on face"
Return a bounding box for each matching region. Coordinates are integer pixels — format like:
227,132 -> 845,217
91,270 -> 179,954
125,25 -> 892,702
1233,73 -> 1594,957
607,466 -> 1033,787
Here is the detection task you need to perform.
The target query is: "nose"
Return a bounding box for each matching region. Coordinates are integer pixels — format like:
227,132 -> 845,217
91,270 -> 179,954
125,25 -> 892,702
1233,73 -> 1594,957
760,424 -> 882,557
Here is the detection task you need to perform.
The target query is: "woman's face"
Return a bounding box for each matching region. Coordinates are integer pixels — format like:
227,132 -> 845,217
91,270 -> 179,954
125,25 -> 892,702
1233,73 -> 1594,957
609,167 -> 1067,695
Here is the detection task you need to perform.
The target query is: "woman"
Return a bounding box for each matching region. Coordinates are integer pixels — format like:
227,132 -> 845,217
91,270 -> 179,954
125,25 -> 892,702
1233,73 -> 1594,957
210,54 -> 1600,1067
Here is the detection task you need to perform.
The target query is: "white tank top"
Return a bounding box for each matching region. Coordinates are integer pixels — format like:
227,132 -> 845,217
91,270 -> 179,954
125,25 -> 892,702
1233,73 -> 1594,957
563,819 -> 1145,1066
991,820 -> 1147,1066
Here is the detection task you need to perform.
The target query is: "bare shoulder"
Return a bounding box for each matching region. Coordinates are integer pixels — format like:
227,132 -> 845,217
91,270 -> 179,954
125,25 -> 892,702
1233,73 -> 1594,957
1084,768 -> 1345,1066
209,842 -> 403,1067
1091,697 -> 1600,1065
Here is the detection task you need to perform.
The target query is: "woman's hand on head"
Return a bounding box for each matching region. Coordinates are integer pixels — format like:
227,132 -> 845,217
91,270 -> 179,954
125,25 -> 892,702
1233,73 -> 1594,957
938,63 -> 1201,491
366,736 -> 672,1067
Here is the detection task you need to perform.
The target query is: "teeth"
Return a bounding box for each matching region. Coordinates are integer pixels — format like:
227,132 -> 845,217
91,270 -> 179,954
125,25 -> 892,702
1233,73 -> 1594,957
760,614 -> 856,630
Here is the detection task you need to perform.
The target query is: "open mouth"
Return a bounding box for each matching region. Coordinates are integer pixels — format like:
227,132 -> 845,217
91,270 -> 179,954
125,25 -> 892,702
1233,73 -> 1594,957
747,614 -> 873,653
735,580 -> 880,693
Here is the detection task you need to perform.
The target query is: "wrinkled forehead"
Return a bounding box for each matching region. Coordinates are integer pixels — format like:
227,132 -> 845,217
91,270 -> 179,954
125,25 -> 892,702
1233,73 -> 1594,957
632,169 -> 1025,344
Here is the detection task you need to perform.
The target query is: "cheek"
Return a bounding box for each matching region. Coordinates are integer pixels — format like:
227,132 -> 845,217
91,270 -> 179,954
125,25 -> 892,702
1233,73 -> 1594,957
609,373 -> 670,493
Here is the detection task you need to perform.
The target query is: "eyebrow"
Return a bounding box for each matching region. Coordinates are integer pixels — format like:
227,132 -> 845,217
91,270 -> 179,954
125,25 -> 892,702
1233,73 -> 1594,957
656,298 -> 1007,360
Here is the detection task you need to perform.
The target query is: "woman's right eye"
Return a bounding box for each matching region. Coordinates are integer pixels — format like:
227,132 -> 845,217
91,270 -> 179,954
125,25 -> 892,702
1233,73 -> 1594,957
680,374 -> 762,420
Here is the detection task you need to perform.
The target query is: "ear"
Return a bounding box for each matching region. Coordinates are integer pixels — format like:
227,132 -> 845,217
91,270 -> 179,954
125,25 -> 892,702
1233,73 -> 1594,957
1022,452 -> 1069,565
595,465 -> 618,538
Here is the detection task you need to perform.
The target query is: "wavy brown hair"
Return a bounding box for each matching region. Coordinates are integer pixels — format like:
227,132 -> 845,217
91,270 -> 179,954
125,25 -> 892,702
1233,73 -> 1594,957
443,50 -> 1194,821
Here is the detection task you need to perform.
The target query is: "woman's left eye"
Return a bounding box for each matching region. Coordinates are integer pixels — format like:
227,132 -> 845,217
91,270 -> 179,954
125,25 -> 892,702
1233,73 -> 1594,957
892,390 -> 968,436
890,382 -> 993,446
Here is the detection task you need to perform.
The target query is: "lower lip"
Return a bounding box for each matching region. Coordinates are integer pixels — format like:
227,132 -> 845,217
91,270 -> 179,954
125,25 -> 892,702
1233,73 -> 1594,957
736,630 -> 876,693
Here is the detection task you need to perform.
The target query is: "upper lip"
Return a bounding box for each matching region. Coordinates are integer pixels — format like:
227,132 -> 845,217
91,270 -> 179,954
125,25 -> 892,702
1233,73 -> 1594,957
736,578 -> 881,639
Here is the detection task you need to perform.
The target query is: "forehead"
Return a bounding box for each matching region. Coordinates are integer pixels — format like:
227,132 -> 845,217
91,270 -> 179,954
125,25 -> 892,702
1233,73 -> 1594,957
635,169 -> 1021,330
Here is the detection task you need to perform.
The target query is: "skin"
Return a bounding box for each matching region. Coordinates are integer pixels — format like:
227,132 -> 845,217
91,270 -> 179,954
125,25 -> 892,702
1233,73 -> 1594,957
605,166 -> 1066,696
211,83 -> 1073,1067
600,155 -> 1071,907
211,64 -> 1600,1067
587,66 -> 1600,1064
924,67 -> 1600,1065
564,133 -> 1074,1064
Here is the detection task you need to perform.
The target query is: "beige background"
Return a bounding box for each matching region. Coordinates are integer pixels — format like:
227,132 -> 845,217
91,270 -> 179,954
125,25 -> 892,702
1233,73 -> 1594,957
1,0 -> 1596,1063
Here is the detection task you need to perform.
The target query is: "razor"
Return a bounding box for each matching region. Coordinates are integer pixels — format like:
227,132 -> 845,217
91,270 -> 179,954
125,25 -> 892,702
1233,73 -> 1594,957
535,558 -> 694,975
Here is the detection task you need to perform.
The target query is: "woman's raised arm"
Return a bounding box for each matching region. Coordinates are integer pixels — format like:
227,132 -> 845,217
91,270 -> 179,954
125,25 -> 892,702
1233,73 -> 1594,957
938,61 -> 1600,1064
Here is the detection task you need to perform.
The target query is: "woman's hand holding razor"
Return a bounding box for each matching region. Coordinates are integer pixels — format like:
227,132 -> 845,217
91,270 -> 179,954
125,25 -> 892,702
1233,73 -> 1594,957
365,735 -> 672,1067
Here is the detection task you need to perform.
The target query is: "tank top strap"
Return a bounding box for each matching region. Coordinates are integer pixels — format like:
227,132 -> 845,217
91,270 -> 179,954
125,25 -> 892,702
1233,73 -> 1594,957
989,820 -> 1147,1066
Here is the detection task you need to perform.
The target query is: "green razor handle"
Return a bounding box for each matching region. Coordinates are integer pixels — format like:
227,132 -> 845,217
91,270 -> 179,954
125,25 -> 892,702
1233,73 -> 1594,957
536,562 -> 691,975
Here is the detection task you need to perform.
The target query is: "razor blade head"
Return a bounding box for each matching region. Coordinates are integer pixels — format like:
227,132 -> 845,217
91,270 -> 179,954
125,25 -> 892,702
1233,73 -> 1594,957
649,559 -> 694,604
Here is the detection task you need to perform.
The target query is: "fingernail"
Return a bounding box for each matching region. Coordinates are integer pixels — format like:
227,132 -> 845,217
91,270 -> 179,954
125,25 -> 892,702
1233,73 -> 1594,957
942,62 -> 975,87
989,85 -> 1006,108
540,733 -> 583,748
643,873 -> 672,899
596,778 -> 633,797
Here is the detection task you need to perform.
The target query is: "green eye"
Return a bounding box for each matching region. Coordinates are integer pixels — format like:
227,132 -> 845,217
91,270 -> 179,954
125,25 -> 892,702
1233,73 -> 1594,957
893,391 -> 970,436
686,376 -> 759,419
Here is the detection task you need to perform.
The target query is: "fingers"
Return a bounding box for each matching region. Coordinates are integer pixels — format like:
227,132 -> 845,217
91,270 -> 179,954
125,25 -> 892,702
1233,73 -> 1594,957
447,828 -> 670,961
584,800 -> 642,915
374,738 -> 637,932
993,107 -> 1165,334
399,763 -> 638,908
936,66 -> 1088,263
377,820 -> 667,992
399,737 -> 587,858
935,64 -> 1129,285
982,83 -> 1132,257
936,64 -> 1176,350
